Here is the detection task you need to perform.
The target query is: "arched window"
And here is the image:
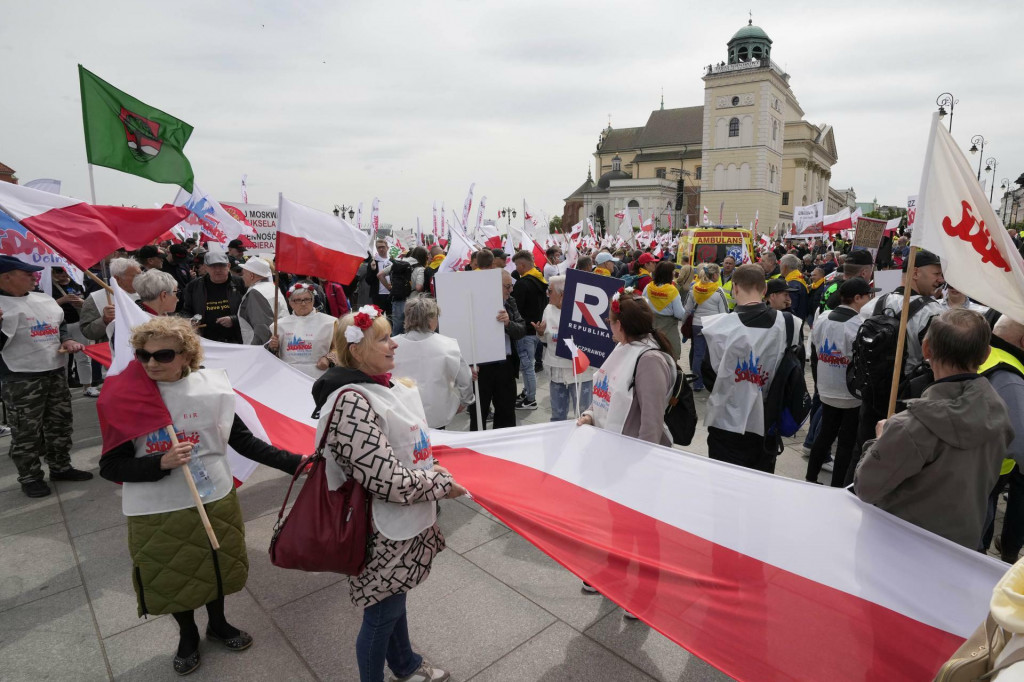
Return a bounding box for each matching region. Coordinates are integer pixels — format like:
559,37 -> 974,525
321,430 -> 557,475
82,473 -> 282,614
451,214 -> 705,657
770,166 -> 775,185
728,117 -> 740,137
738,47 -> 748,62
752,46 -> 763,60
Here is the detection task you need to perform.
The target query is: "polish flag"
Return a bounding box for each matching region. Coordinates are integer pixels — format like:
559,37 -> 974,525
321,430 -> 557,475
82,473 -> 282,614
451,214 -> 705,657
884,217 -> 902,235
439,216 -> 475,273
640,217 -> 654,233
480,222 -> 502,249
562,337 -> 590,374
276,195 -> 369,286
431,423 -> 1004,682
912,113 -> 1024,324
614,210 -> 625,220
513,225 -> 547,272
702,205 -> 710,225
0,182 -> 188,270
822,208 -> 853,234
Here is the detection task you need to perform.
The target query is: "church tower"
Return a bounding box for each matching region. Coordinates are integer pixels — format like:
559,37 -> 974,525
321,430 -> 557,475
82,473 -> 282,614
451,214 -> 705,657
699,20 -> 793,230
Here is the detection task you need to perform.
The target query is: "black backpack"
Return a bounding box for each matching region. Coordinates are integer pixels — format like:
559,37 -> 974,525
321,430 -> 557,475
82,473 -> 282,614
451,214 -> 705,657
764,312 -> 812,438
388,260 -> 413,301
630,349 -> 698,446
846,293 -> 928,405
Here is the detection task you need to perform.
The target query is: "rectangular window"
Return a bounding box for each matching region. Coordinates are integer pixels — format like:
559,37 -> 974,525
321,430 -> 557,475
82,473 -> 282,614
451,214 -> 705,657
782,191 -> 790,206
695,166 -> 702,180
655,167 -> 666,179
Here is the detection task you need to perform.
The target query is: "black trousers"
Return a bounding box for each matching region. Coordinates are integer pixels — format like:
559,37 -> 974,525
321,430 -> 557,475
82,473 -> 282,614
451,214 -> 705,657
469,358 -> 517,431
847,397 -> 886,486
806,403 -> 859,485
707,427 -> 780,473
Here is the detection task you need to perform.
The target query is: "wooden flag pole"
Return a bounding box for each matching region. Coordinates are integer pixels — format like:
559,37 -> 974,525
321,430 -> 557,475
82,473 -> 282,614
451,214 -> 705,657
83,268 -> 114,305
886,246 -> 918,418
272,272 -> 280,339
166,427 -> 220,550
467,290 -> 485,430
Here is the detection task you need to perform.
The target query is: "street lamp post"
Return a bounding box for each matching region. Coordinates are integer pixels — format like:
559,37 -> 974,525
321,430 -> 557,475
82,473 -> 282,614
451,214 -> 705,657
333,204 -> 355,220
936,93 -> 957,133
497,207 -> 517,228
969,135 -> 986,181
986,158 -> 998,203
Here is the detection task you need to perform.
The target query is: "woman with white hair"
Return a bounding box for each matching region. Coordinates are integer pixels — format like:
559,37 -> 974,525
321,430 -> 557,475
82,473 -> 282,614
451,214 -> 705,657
133,269 -> 180,316
391,295 -> 474,428
267,282 -> 338,378
682,262 -> 729,391
534,274 -> 595,420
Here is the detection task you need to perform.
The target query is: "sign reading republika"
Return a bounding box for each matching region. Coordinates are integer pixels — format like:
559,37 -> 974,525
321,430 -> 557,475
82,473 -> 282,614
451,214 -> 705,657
555,268 -> 624,368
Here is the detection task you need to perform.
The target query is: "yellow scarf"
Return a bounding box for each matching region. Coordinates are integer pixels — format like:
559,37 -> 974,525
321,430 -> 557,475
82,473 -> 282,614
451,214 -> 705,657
594,266 -> 612,276
523,267 -> 547,285
692,279 -> 722,305
810,278 -> 826,291
785,270 -> 809,292
646,283 -> 679,311
428,254 -> 445,270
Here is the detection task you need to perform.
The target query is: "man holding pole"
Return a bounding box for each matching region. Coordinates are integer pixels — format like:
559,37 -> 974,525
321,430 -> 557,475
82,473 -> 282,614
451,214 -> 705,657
0,256 -> 88,497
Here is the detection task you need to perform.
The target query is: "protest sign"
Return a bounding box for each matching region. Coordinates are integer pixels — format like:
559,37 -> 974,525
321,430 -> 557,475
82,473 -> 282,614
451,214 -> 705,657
435,268 -> 505,365
874,269 -> 902,296
852,217 -> 886,258
555,268 -> 623,368
906,195 -> 918,233
793,201 -> 825,233
220,202 -> 277,254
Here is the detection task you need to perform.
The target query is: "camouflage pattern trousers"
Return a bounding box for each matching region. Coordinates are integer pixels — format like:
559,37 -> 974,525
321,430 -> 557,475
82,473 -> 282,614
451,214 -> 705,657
1,371 -> 73,483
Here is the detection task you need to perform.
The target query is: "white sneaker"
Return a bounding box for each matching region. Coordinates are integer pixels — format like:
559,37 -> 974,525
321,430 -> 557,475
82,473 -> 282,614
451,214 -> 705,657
822,459 -> 834,473
801,446 -> 812,458
393,660 -> 450,682
83,386 -> 101,398
0,424 -> 10,437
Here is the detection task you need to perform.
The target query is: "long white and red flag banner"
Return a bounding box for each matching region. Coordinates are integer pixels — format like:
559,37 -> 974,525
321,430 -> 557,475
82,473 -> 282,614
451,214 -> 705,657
431,423 -> 1005,682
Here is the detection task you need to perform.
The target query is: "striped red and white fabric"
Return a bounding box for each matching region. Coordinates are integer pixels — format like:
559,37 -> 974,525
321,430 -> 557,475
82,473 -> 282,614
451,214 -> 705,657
276,195 -> 369,286
431,422 -> 1006,682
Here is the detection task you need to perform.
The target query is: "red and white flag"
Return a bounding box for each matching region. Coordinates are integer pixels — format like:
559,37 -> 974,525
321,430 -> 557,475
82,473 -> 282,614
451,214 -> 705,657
431,422 -> 1005,682
480,221 -> 502,249
474,195 -> 488,239
912,113 -> 1024,323
754,209 -> 759,233
276,195 -> 369,285
907,195 -> 918,232
370,197 -> 380,239
461,183 -> 475,231
0,182 -> 188,270
702,205 -> 710,225
562,337 -> 590,374
822,207 -> 853,234
432,201 -> 439,240
614,210 -> 625,220
511,224 -> 547,273
884,217 -> 902,235
439,216 -> 475,273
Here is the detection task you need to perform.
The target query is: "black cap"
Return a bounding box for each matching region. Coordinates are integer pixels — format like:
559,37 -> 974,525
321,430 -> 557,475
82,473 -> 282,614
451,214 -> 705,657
138,245 -> 160,260
765,278 -> 789,295
904,248 -> 941,272
845,249 -> 874,266
169,243 -> 188,258
490,248 -> 507,260
227,239 -> 245,250
0,255 -> 43,273
839,277 -> 879,299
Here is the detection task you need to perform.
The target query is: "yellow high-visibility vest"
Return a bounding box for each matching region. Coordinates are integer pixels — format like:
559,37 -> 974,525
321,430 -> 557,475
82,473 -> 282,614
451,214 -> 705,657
979,346 -> 1024,476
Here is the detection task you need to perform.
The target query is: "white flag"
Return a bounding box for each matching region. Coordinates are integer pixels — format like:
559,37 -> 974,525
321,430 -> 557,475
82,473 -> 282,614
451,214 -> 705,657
24,179 -> 61,194
241,174 -> 248,204
356,201 -> 363,232
173,183 -> 254,243
473,195 -> 487,239
912,113 -> 1024,323
371,197 -> 380,239
440,215 -> 475,273
461,183 -> 475,231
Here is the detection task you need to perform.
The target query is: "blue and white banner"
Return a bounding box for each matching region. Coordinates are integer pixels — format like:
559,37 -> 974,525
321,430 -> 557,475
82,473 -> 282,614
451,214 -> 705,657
555,268 -> 624,367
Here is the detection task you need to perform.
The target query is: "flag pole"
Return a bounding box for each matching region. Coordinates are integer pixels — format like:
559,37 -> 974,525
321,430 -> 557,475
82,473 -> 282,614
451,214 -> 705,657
467,290 -> 484,430
571,336 -> 582,421
165,427 -> 220,549
274,192 -> 282,339
886,246 -> 917,418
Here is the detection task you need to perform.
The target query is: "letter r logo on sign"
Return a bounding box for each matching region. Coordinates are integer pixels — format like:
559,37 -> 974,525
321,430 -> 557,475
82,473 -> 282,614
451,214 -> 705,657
572,283 -> 609,330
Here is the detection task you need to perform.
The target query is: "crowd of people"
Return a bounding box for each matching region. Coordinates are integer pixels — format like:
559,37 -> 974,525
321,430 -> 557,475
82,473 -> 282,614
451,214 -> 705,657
5,224 -> 1024,680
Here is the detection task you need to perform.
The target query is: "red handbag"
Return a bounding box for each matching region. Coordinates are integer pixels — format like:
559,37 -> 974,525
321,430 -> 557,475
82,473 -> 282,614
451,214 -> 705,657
269,390 -> 371,575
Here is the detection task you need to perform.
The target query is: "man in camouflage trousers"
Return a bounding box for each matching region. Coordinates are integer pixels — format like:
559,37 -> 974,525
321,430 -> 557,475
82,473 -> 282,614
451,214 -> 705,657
0,256 -> 89,497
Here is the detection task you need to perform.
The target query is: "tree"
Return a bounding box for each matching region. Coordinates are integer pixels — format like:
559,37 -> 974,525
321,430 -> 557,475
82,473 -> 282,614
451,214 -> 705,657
549,215 -> 562,234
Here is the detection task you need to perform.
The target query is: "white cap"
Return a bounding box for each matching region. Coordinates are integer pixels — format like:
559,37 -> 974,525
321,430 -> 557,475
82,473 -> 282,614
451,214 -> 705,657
241,257 -> 272,279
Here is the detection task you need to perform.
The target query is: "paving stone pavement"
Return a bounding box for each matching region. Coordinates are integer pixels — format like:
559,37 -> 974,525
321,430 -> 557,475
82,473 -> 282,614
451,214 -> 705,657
0,347 -> 1006,681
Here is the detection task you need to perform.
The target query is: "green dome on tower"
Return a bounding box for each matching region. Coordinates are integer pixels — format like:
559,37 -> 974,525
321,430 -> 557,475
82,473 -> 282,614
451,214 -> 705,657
730,24 -> 770,42
727,19 -> 773,64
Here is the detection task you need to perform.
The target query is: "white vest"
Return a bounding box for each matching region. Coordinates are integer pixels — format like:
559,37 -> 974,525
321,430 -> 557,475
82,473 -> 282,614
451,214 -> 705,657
239,281 -> 287,344
317,380 -> 436,541
702,310 -> 788,437
122,369 -> 236,516
590,338 -> 661,435
0,292 -> 64,373
88,288 -> 139,340
811,306 -> 862,409
392,332 -> 466,428
276,312 -> 336,378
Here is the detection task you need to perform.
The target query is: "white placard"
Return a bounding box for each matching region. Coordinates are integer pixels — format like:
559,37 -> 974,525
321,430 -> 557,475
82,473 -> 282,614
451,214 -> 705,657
435,269 -> 506,365
873,269 -> 903,296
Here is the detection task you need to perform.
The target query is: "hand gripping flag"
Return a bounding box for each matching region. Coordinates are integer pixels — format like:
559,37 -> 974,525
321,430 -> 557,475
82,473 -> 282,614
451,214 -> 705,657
277,195 -> 369,285
912,113 -> 1024,323
0,182 -> 188,270
78,65 -> 194,192
563,337 -> 590,374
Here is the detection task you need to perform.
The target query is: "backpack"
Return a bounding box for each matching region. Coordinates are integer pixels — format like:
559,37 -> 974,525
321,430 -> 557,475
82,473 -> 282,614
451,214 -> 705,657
846,293 -> 928,405
388,260 -> 413,300
621,273 -> 640,289
764,312 -> 812,438
630,349 -> 698,446
423,266 -> 437,298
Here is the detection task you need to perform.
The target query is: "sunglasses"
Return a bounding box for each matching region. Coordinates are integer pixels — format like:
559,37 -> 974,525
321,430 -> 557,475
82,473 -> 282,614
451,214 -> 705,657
135,348 -> 181,364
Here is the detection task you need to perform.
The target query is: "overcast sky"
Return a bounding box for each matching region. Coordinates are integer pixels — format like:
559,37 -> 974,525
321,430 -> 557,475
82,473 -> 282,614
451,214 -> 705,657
3,0 -> 1023,229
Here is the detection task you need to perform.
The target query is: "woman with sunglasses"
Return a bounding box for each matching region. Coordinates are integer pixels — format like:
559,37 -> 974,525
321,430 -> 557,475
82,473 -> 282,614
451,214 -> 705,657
267,282 -> 338,378
98,317 -> 306,676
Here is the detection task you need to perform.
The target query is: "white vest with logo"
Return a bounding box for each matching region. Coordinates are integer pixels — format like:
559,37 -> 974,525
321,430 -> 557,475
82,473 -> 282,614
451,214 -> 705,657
811,306 -> 862,409
277,312 -> 336,378
590,338 -> 661,435
0,292 -> 64,373
122,369 -> 236,516
239,281 -> 288,344
317,380 -> 436,541
702,310 -> 788,437
392,332 -> 466,428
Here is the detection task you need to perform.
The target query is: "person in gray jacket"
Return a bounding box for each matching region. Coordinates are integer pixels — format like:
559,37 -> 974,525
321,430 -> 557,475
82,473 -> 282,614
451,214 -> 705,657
855,308 -> 1013,550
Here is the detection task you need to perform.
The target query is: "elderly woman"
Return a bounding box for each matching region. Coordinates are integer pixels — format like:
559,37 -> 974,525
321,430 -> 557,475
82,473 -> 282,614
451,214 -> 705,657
643,261 -> 687,360
267,282 -> 338,378
391,296 -> 474,429
311,306 -> 467,682
133,269 -> 180,316
534,274 -> 595,420
97,317 -> 304,676
682,263 -> 730,391
577,288 -> 675,445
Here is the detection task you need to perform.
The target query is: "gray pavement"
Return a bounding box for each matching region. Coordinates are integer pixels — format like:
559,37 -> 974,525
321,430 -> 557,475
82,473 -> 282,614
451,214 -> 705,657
0,352 -> 1003,681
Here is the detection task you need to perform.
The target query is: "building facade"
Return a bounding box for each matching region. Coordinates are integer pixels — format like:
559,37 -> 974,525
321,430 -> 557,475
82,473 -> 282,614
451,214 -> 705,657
564,21 -> 843,236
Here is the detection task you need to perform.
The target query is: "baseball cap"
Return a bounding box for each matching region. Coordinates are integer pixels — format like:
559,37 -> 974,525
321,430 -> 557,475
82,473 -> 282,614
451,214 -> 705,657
839,277 -> 880,298
241,257 -> 272,279
0,255 -> 43,273
638,253 -> 657,267
906,249 -> 941,272
845,249 -> 874,266
765,278 -> 789,295
169,243 -> 189,258
227,239 -> 246,251
595,252 -> 613,265
204,250 -> 229,266
138,245 -> 160,260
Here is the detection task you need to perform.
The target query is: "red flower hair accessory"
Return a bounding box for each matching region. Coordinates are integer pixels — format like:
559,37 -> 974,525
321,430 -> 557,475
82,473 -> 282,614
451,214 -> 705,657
344,305 -> 384,344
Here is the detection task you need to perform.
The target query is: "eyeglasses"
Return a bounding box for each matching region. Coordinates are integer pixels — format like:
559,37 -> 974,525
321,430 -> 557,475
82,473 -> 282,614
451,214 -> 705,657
135,348 -> 181,364
291,297 -> 313,304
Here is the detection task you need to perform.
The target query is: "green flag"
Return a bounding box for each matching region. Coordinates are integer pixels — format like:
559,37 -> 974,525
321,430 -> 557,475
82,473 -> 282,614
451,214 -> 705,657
78,65 -> 195,192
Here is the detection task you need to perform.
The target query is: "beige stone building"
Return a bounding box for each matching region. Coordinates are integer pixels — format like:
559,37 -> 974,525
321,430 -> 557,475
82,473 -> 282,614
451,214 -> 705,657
564,21 -> 843,236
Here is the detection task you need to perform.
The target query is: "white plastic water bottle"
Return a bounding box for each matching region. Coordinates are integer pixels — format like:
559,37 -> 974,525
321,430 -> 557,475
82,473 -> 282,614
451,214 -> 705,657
186,444 -> 216,499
